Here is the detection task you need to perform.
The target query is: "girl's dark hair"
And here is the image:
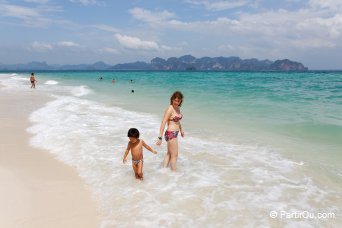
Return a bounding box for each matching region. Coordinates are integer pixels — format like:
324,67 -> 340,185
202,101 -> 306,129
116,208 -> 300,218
127,128 -> 140,138
170,91 -> 184,106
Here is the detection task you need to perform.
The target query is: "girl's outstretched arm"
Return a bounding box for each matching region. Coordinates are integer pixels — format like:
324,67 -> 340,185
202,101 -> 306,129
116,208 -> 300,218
122,143 -> 131,163
142,140 -> 157,154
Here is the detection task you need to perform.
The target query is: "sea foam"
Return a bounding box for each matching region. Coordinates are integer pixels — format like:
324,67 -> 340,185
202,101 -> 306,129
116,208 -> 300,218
71,85 -> 92,97
26,94 -> 340,227
45,80 -> 59,85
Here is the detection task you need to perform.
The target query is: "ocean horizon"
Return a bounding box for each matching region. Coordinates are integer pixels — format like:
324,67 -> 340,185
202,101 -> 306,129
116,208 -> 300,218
1,71 -> 341,227
3,69 -> 342,72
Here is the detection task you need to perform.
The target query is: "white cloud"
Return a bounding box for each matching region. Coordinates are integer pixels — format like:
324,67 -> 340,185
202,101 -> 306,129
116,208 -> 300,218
69,0 -> 104,6
129,7 -> 175,23
99,47 -> 119,54
160,45 -> 181,51
1,1 -> 341,68
308,0 -> 342,10
92,24 -> 120,33
290,38 -> 336,48
58,41 -> 80,47
234,9 -> 342,48
0,4 -> 40,18
115,33 -> 160,50
24,0 -> 50,3
185,0 -> 252,11
31,41 -> 53,51
133,4 -> 342,52
124,3 -> 342,67
0,2 -> 65,27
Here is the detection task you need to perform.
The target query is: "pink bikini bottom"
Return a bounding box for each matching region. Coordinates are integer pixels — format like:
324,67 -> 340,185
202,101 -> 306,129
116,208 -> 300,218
164,130 -> 179,141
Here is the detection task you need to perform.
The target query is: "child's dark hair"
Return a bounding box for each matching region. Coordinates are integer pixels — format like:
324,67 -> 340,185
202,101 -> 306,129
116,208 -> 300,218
127,128 -> 140,138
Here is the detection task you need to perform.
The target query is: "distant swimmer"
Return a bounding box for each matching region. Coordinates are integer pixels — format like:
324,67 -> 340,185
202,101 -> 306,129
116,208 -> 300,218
29,72 -> 37,89
131,89 -> 134,93
112,78 -> 116,83
130,79 -> 133,83
99,76 -> 103,80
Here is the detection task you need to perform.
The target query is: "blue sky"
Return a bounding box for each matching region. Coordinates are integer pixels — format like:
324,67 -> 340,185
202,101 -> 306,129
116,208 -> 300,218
0,0 -> 342,69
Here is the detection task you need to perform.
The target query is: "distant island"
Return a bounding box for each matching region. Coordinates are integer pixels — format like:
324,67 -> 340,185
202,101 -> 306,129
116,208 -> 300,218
0,55 -> 308,71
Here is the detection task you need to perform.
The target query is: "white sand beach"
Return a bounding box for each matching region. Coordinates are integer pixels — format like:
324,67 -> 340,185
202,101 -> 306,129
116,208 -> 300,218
0,85 -> 100,228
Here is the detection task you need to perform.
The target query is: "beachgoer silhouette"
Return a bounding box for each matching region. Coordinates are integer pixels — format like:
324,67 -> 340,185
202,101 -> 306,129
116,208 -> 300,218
30,72 -> 37,89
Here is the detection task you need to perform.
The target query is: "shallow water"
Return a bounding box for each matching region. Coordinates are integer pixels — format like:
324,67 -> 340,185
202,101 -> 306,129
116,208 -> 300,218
1,72 -> 341,227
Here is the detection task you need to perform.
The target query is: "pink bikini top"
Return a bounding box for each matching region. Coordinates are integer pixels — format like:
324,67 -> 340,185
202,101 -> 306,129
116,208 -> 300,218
169,114 -> 183,122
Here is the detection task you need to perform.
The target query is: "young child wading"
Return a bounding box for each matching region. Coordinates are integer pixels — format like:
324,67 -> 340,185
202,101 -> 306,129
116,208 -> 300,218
123,128 -> 157,180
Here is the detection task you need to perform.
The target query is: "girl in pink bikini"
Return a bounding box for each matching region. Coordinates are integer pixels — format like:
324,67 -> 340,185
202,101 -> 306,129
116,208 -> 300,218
156,91 -> 184,171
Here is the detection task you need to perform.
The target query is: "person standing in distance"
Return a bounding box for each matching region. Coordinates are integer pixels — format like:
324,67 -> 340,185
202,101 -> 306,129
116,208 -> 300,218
30,72 -> 37,89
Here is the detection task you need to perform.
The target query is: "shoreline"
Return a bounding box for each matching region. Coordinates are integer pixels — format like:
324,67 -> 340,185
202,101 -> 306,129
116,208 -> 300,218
0,85 -> 100,228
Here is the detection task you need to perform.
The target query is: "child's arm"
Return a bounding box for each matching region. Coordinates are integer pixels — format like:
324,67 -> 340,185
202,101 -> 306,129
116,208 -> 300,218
122,143 -> 131,163
142,140 -> 157,154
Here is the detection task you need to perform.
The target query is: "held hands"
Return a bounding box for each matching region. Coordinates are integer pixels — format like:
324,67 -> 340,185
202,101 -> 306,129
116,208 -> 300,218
152,150 -> 158,154
123,158 -> 127,164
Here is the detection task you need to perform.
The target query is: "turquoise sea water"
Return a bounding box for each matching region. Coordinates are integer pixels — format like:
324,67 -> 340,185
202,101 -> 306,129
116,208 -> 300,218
1,71 -> 341,227
42,71 -> 342,153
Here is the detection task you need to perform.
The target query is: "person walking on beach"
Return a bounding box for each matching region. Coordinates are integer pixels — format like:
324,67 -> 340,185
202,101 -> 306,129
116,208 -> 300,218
156,91 -> 184,171
123,128 -> 157,180
30,72 -> 37,89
